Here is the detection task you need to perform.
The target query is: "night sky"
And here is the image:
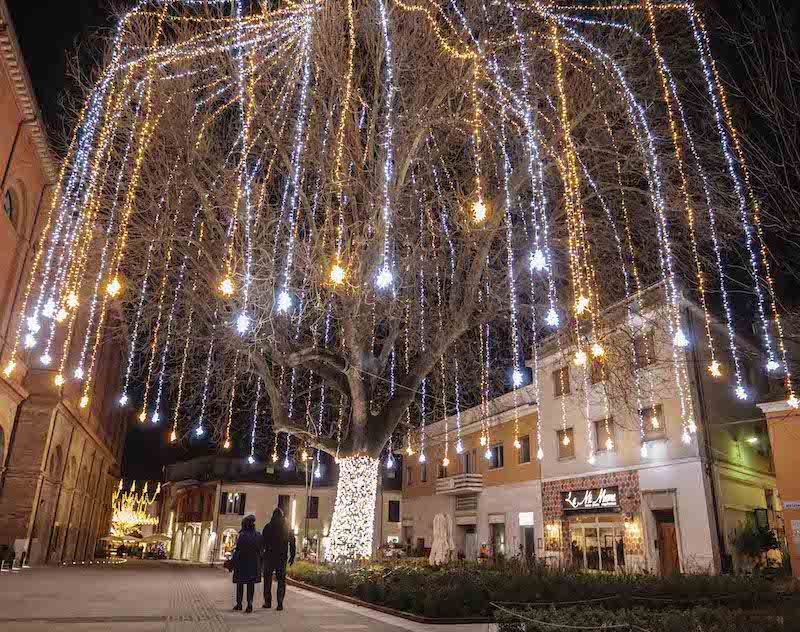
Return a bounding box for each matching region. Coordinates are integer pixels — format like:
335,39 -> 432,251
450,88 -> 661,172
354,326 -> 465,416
6,0 -> 798,480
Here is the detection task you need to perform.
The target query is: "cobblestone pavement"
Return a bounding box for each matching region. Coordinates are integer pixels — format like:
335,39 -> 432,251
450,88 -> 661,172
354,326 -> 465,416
0,560 -> 494,632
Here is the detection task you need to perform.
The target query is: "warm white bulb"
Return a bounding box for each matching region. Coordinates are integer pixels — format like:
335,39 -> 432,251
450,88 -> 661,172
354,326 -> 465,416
530,248 -> 547,271
575,295 -> 590,315
3,360 -> 15,377
682,431 -> 691,445
66,292 -> 79,309
405,445 -> 413,456
479,435 -> 487,446
235,312 -> 250,334
74,367 -> 84,380
442,456 -> 450,467
484,447 -> 492,460
688,421 -> 697,434
536,448 -> 544,460
651,416 -> 660,429
708,360 -> 721,378
79,395 -> 89,409
673,329 -> 689,348
455,440 -> 463,454
283,457 -> 290,469
588,452 -> 596,465
376,267 -> 392,289
788,395 -> 799,409
55,308 -> 68,323
562,434 -> 571,446
418,453 -> 426,464
513,438 -> 521,449
330,264 -> 346,285
574,350 -> 587,366
219,277 -> 234,296
640,444 -> 648,458
472,199 -> 487,223
223,439 -> 231,449
170,431 -> 177,443
386,456 -> 394,469
276,290 -> 292,312
138,411 -> 146,423
24,334 -> 37,349
545,308 -> 559,327
605,438 -> 614,451
512,368 -> 524,387
54,373 -> 65,386
106,277 -> 122,297
591,343 -> 604,358
40,353 -> 52,366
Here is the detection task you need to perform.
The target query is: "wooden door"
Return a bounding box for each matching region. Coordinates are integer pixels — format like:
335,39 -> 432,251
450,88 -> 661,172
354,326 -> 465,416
657,522 -> 679,575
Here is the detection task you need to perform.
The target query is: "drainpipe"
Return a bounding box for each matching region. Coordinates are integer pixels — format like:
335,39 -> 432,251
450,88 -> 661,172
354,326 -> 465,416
686,307 -> 727,573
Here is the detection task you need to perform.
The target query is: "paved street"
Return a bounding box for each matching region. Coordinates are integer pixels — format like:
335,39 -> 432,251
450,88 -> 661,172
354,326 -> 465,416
0,560 -> 493,632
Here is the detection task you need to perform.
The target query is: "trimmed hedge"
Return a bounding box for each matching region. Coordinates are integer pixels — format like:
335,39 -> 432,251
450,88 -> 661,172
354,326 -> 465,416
288,559 -> 799,619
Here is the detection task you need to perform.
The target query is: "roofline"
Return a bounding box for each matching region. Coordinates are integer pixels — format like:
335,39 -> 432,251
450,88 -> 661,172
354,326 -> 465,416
0,0 -> 58,183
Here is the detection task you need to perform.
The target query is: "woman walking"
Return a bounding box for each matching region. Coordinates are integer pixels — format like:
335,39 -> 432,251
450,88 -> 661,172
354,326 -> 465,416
230,514 -> 262,612
261,507 -> 296,610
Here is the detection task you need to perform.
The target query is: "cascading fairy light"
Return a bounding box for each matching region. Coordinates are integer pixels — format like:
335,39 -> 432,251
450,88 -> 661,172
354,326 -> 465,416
194,310 -> 219,438
375,0 -> 398,289
223,351 -> 241,450
169,302 -> 195,443
325,456 -> 379,560
248,377 -> 262,464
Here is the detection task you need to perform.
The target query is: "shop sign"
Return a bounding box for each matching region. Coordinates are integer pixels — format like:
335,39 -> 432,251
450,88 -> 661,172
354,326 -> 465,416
561,486 -> 619,512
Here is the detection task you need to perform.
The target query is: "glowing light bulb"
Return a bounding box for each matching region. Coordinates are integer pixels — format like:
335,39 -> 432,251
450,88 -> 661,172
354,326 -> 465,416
735,385 -> 748,400
442,456 -> 450,468
575,295 -> 590,315
272,453 -> 278,463
24,334 -> 36,349
40,353 -> 52,366
106,276 -> 122,297
195,426 -> 205,437
283,457 -> 290,469
673,330 -> 689,348
42,299 -> 56,319
513,438 -> 521,449
54,373 -> 65,386
138,411 -> 146,422
376,267 -> 392,289
688,421 -> 697,434
79,396 -> 89,409
66,292 -> 79,309
55,308 -> 68,323
484,447 -> 492,460
588,452 -> 596,465
301,449 -> 309,462
3,360 -> 15,377
329,264 -> 345,285
27,316 -> 40,333
223,439 -> 231,449
574,350 -> 587,366
276,290 -> 292,312
708,360 -> 721,378
788,395 -> 799,409
119,394 -> 128,406
74,367 -> 84,380
641,444 -> 648,458
314,467 -> 321,479
151,411 -> 160,424
235,312 -> 250,334
562,434 -> 571,446
386,456 -> 394,469
766,359 -> 780,372
530,249 -> 547,272
472,199 -> 487,223
479,435 -> 487,446
170,430 -> 177,443
605,438 -> 614,451
545,308 -> 559,327
536,448 -> 544,460
219,277 -> 234,296
591,343 -> 604,358
651,416 -> 660,429
405,445 -> 413,456
247,455 -> 255,465
682,431 -> 691,445
455,440 -> 463,454
512,368 -> 524,387
418,453 -> 426,464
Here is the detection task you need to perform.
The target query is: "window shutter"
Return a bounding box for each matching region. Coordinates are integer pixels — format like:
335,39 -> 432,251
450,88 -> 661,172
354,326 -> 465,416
220,492 -> 228,514
238,493 -> 247,515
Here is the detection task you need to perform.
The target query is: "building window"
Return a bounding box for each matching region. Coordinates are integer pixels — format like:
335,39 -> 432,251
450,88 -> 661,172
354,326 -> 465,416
2,190 -> 14,226
221,492 -> 247,515
420,463 -> 427,482
307,496 -> 319,519
518,436 -> 531,464
640,405 -> 666,440
463,449 -> 477,474
388,500 -> 400,523
594,419 -> 615,452
590,358 -> 605,384
633,331 -> 656,369
557,428 -> 575,460
438,464 -> 448,479
405,466 -> 413,486
198,495 -> 205,516
488,444 -> 504,470
553,366 -> 570,397
278,494 -> 291,514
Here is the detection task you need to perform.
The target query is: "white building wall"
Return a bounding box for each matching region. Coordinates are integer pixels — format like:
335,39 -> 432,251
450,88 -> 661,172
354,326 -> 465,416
477,480 -> 543,558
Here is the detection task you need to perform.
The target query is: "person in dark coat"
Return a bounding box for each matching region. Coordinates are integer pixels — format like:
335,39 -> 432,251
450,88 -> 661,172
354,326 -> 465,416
231,514 -> 262,612
261,507 -> 296,610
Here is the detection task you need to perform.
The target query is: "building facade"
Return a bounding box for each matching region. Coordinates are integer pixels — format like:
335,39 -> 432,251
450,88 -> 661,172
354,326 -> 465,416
159,455 -> 402,563
0,0 -> 130,565
402,288 -> 781,575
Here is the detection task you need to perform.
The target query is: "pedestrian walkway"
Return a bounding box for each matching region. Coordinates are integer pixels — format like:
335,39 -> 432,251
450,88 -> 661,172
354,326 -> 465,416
0,560 -> 494,632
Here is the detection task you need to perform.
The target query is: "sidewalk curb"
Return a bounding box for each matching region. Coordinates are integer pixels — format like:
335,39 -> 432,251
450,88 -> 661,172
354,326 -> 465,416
286,577 -> 493,625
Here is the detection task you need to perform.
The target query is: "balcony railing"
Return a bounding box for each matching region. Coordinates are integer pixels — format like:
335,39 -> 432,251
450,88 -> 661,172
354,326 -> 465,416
435,473 -> 483,495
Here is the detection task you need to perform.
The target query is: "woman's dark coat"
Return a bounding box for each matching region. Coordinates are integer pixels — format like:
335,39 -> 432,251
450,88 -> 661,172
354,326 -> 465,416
231,525 -> 262,584
261,508 -> 296,569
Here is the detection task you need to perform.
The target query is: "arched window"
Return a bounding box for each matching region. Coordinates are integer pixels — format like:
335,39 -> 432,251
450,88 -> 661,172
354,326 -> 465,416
2,189 -> 14,225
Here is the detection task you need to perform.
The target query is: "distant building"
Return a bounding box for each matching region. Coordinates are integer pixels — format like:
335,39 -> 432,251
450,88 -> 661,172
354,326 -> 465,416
0,0 -> 130,565
402,284 -> 782,574
158,454 -> 402,563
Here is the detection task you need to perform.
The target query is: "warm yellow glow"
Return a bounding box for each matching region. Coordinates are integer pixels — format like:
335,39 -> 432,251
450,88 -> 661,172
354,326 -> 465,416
106,276 -> 122,297
170,430 -> 177,443
605,438 -> 614,451
562,433 -> 571,446
472,199 -> 487,223
329,263 -> 346,285
405,445 -> 413,456
3,360 -> 15,377
513,438 -> 521,449
219,277 -> 235,296
575,295 -> 590,315
54,373 -> 65,386
223,438 -> 231,449
79,395 -> 89,408
789,395 -> 799,409
708,360 -> 721,378
651,416 -> 660,429
301,449 -> 309,462
479,435 -> 487,446
574,350 -> 587,366
442,456 -> 450,467
138,411 -> 146,423
591,343 -> 605,358
55,308 -> 68,323
66,292 -> 79,309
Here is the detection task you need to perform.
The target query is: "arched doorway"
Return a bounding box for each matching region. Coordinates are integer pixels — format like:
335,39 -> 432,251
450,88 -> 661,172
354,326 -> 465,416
220,529 -> 238,560
172,529 -> 183,560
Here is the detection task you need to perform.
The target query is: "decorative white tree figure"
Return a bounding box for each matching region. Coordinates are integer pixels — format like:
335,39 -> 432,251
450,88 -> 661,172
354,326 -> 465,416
5,0 -> 797,558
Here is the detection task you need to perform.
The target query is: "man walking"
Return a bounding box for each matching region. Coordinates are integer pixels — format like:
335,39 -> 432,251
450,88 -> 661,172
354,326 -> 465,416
261,507 -> 296,610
